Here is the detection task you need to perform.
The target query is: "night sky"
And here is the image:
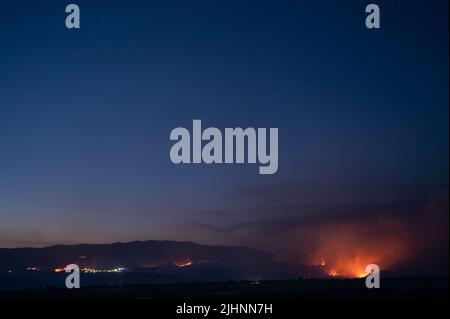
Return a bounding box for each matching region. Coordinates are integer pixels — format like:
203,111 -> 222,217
0,0 -> 448,273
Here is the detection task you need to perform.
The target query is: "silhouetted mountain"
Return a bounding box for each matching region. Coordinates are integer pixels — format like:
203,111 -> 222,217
0,240 -> 273,270
0,240 -> 327,289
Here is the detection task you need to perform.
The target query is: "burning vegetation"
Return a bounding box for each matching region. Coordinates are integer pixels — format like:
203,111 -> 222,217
174,259 -> 193,268
309,216 -> 410,278
300,193 -> 449,278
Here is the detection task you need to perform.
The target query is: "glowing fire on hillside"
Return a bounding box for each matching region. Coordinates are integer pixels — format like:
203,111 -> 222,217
307,216 -> 411,278
273,193 -> 448,280
316,257 -> 373,278
328,269 -> 338,277
174,260 -> 193,268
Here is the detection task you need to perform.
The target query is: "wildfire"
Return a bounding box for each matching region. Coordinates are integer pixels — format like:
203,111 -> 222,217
327,268 -> 367,278
313,255 -> 376,278
328,269 -> 338,277
321,257 -> 376,278
356,271 -> 368,278
174,260 -> 193,268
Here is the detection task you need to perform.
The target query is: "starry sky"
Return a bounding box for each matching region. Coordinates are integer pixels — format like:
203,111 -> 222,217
0,0 -> 448,267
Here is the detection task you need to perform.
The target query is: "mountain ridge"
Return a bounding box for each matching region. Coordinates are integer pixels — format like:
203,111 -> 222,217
0,239 -> 273,271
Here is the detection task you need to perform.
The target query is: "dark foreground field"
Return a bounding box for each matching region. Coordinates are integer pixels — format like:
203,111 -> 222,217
1,277 -> 447,299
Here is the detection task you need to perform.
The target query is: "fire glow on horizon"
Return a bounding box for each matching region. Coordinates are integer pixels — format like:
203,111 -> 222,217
308,246 -> 392,278
174,260 -> 193,268
314,255 -> 369,278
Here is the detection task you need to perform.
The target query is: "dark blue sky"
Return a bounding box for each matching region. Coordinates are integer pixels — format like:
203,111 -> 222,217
0,0 -> 448,254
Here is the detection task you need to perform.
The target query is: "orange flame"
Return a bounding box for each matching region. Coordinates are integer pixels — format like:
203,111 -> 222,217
174,260 -> 193,268
306,214 -> 411,278
329,269 -> 338,277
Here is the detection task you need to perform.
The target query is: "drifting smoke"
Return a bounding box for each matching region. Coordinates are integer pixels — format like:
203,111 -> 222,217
197,186 -> 449,278
300,192 -> 449,277
308,215 -> 412,277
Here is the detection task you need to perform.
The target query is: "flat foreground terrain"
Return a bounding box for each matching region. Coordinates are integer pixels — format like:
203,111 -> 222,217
1,277 -> 447,299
